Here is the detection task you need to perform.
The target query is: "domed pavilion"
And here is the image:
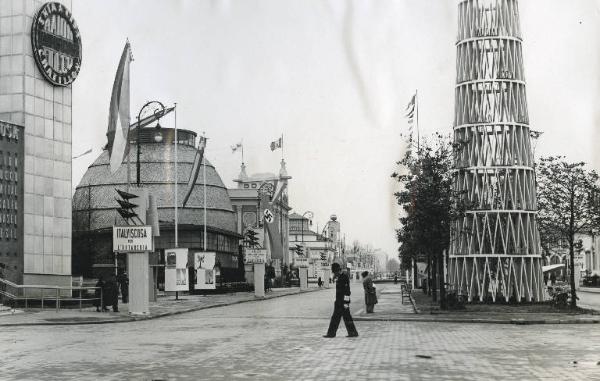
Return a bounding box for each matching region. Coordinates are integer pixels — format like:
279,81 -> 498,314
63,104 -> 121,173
72,127 -> 243,282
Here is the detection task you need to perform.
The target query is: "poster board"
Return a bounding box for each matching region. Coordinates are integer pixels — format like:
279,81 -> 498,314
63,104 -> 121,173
194,252 -> 217,290
244,248 -> 267,264
165,248 -> 188,292
295,257 -> 309,268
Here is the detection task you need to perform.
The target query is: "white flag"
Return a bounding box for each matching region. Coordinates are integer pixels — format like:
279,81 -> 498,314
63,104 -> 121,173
107,41 -> 132,174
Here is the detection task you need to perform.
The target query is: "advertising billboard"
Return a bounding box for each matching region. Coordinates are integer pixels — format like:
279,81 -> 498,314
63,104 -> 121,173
164,248 -> 188,292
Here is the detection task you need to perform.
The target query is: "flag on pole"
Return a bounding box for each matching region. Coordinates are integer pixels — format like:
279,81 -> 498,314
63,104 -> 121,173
107,41 -> 132,174
182,136 -> 207,208
270,136 -> 282,151
406,94 -> 416,121
231,142 -> 242,153
404,92 -> 417,158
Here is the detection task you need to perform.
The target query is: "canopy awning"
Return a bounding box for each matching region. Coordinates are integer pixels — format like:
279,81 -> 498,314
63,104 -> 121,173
542,264 -> 565,273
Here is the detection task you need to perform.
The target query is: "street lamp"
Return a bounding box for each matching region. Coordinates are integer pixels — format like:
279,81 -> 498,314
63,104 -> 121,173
132,101 -> 173,187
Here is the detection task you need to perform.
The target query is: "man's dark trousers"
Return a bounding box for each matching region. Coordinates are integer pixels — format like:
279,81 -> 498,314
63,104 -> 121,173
327,302 -> 358,337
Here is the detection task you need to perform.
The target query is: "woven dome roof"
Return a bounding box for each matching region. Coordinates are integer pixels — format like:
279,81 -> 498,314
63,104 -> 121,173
73,128 -> 236,233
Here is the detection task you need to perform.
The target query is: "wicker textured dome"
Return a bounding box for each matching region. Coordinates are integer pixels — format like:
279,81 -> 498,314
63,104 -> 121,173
73,128 -> 236,233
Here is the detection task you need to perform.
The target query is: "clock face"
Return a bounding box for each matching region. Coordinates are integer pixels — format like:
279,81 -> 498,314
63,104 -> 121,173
31,2 -> 82,86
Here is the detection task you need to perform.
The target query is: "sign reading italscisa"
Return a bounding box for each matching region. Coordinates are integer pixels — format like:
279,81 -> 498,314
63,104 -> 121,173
113,226 -> 153,252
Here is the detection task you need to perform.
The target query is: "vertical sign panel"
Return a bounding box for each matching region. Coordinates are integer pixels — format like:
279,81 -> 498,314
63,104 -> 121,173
194,252 -> 216,290
164,248 -> 188,292
0,122 -> 24,283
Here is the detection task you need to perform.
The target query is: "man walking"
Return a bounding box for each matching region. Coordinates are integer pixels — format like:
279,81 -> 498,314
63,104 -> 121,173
323,263 -> 358,338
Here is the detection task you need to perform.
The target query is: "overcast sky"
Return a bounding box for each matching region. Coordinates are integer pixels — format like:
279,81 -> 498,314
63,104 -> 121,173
71,0 -> 600,258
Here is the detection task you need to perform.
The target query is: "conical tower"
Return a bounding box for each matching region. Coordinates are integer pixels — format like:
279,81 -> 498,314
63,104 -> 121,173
448,0 -> 544,302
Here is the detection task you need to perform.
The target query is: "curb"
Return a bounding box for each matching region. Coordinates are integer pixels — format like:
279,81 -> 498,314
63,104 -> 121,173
353,315 -> 600,325
0,287 -> 325,327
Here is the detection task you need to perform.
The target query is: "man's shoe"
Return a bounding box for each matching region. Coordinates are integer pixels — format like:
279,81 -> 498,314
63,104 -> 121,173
322,335 -> 335,338
347,333 -> 359,337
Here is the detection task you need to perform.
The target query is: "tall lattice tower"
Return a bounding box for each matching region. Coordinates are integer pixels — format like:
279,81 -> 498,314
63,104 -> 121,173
448,0 -> 544,302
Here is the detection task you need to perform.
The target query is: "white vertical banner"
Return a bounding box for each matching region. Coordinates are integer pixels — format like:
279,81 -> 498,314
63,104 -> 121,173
165,248 -> 188,292
194,252 -> 216,290
128,252 -> 149,315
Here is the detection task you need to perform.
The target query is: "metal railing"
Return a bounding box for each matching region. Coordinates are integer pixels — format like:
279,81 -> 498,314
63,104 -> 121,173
0,277 -> 102,312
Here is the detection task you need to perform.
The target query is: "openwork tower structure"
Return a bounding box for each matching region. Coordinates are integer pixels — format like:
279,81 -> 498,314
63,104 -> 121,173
448,0 -> 544,302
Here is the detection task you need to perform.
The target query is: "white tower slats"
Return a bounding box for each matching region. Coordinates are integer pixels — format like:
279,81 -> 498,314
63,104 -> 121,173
449,0 -> 543,302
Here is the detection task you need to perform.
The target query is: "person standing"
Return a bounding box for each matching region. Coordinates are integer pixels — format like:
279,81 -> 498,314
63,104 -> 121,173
117,271 -> 129,303
323,263 -> 358,338
93,276 -> 104,312
362,271 -> 377,313
103,274 -> 119,312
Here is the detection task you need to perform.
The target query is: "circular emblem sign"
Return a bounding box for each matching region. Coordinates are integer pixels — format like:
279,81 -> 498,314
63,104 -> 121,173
31,2 -> 82,86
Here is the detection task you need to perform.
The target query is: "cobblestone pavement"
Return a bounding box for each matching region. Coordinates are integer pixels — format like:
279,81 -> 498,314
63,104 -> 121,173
1,282 -> 600,380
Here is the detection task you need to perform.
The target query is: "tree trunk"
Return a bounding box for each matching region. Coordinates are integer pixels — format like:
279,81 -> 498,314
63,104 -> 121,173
432,254 -> 437,302
438,250 -> 447,309
569,242 -> 578,309
426,254 -> 431,296
569,191 -> 577,309
413,258 -> 418,289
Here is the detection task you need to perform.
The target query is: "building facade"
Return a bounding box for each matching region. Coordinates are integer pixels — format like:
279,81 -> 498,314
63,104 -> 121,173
72,128 -> 243,283
0,1 -> 78,286
288,212 -> 335,279
229,161 -> 291,268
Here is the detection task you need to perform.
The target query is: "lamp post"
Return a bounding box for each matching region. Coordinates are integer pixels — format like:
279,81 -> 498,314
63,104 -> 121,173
133,101 -> 170,187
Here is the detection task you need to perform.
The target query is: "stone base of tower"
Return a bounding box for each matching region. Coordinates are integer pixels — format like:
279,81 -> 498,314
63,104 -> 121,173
448,255 -> 544,303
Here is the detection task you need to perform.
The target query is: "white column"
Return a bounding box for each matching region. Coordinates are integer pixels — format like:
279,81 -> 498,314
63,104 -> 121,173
254,263 -> 265,298
299,267 -> 308,290
128,252 -> 150,315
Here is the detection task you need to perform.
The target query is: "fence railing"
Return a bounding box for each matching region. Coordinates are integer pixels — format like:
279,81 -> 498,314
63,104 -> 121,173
0,277 -> 102,312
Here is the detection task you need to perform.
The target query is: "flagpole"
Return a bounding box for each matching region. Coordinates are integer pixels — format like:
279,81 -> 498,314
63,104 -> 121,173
174,103 -> 178,248
281,133 -> 284,161
241,139 -> 244,164
203,132 -> 207,251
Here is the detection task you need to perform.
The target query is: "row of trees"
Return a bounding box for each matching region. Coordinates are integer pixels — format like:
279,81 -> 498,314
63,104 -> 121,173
393,134 -> 600,309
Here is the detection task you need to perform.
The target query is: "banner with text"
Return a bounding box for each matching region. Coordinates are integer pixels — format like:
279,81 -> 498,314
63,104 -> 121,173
244,248 -> 267,264
113,226 -> 153,252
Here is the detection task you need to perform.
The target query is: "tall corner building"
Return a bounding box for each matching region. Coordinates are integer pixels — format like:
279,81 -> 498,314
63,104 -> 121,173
0,0 -> 79,287
448,0 -> 544,302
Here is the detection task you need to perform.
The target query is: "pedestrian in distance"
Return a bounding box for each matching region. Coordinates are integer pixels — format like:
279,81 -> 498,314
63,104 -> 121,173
317,277 -> 323,288
362,271 -> 377,313
103,274 -> 119,312
93,276 -> 104,312
323,262 -> 358,338
394,274 -> 398,284
117,270 -> 129,303
550,272 -> 556,286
